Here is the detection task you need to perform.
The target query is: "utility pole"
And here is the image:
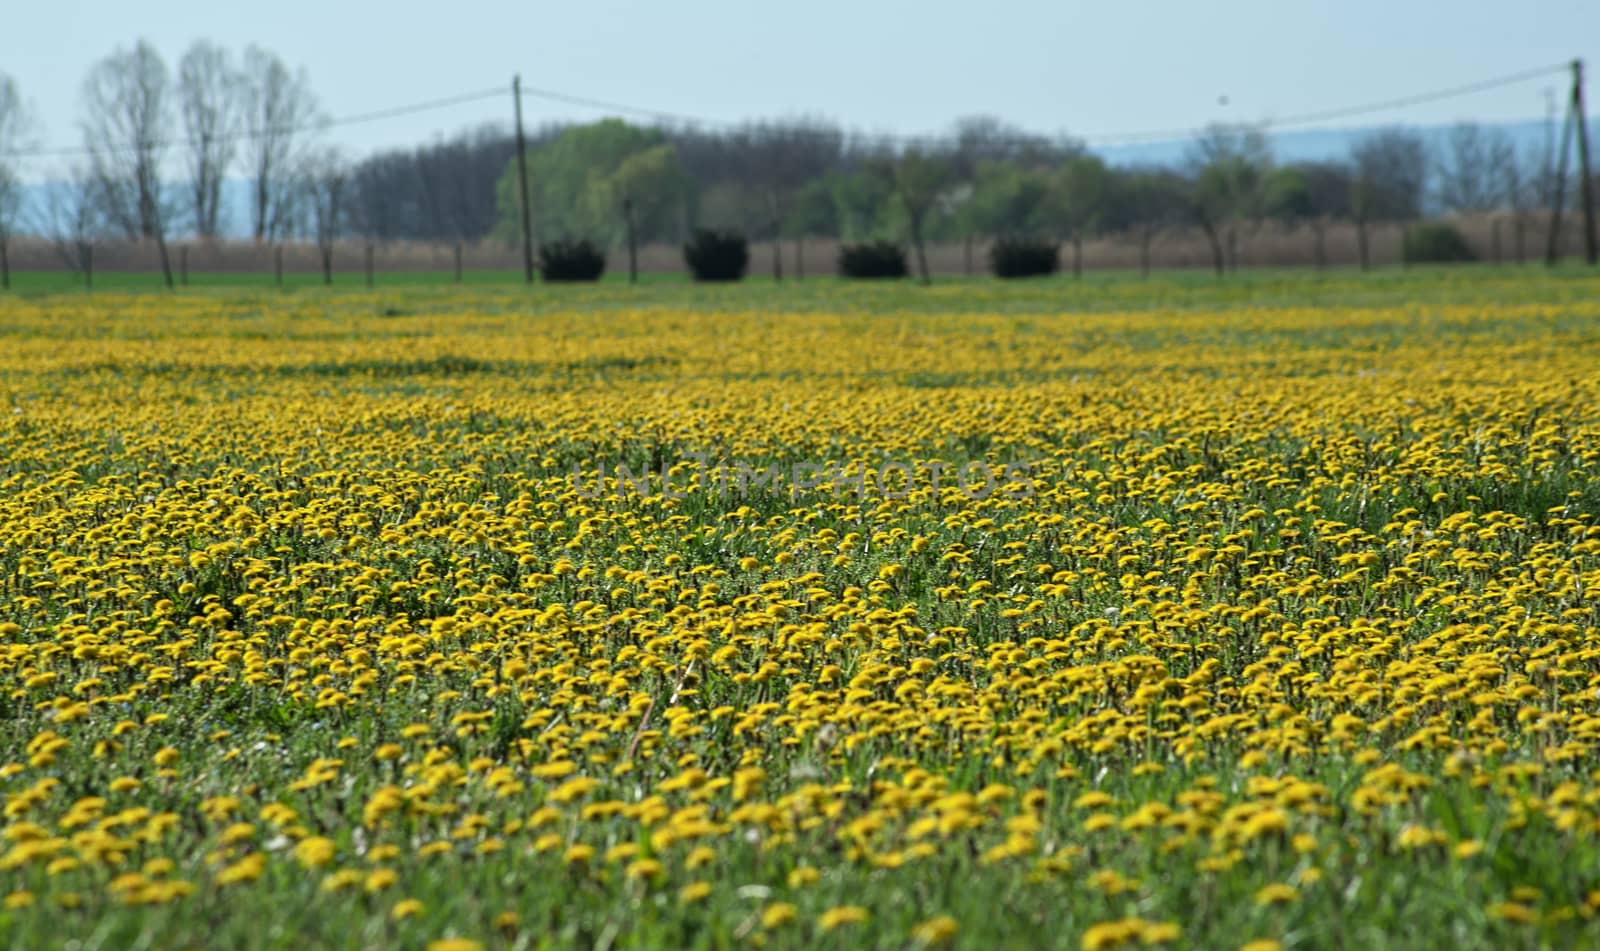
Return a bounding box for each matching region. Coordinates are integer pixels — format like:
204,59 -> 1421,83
1573,59 -> 1597,265
1546,106 -> 1575,266
513,75 -> 535,285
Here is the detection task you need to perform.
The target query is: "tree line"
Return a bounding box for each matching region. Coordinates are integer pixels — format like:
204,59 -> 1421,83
469,116 -> 1561,279
0,40 -> 1577,287
0,40 -> 324,285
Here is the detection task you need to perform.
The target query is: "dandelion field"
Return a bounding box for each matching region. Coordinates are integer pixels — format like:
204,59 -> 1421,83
4,272 -> 1600,949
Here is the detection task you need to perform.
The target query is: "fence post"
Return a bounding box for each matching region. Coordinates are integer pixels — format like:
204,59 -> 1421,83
624,197 -> 638,284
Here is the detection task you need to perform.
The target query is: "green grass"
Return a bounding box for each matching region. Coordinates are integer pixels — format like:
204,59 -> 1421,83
6,260 -> 1600,311
1,270 -> 1600,949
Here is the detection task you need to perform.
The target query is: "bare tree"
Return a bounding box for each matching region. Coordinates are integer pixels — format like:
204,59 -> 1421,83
34,164 -> 105,285
80,40 -> 174,286
240,45 -> 322,243
1435,122 -> 1516,215
302,148 -> 347,285
1350,128 -> 1428,270
0,71 -> 39,289
178,40 -> 241,239
1187,122 -> 1271,273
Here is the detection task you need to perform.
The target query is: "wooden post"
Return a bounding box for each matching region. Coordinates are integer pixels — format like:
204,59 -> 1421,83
1573,59 -> 1597,265
274,245 -> 284,288
512,76 -> 535,285
623,197 -> 638,284
156,235 -> 174,289
179,245 -> 189,286
454,242 -> 463,284
767,191 -> 782,282
1547,105 -> 1575,266
365,242 -> 375,289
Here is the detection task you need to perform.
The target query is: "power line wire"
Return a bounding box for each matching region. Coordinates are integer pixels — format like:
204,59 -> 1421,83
2,86 -> 506,160
517,61 -> 1571,149
0,60 -> 1573,163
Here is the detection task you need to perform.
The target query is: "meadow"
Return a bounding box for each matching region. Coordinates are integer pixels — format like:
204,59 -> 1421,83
2,269 -> 1600,949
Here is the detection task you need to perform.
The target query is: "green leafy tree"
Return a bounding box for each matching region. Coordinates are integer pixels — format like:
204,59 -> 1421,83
963,161 -> 1052,238
584,144 -> 689,246
828,166 -> 897,243
891,148 -> 956,285
1045,154 -> 1112,277
494,119 -> 664,244
1117,169 -> 1187,278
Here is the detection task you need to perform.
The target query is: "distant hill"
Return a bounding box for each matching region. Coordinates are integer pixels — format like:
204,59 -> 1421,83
1094,118 -> 1561,167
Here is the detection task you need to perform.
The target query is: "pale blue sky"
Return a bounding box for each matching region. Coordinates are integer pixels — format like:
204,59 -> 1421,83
3,0 -> 1596,172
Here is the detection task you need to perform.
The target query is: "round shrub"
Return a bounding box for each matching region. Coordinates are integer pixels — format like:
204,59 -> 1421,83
838,241 -> 908,279
1402,223 -> 1476,264
538,239 -> 607,282
989,236 -> 1060,278
684,229 -> 749,282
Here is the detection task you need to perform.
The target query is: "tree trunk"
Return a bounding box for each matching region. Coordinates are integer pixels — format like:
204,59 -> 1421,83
322,245 -> 333,286
1226,226 -> 1239,273
1356,218 -> 1371,272
768,190 -> 782,282
1198,220 -> 1225,276
911,215 -> 931,285
155,234 -> 175,290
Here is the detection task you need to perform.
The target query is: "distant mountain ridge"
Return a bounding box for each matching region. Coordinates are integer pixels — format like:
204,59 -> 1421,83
1095,117 -> 1562,167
